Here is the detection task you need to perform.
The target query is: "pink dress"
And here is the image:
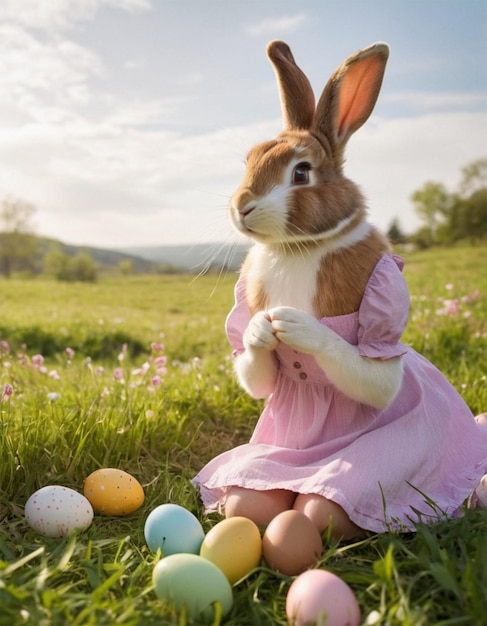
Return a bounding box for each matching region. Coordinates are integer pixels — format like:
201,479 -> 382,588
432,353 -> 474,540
192,254 -> 487,532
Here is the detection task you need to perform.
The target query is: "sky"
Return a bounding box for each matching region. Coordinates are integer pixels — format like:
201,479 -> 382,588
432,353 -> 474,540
0,0 -> 486,249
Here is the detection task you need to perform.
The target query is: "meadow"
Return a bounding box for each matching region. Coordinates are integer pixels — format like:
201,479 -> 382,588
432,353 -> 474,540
0,245 -> 486,626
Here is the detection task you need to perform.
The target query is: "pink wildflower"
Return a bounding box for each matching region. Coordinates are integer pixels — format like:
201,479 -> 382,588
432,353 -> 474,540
49,370 -> 61,380
2,383 -> 13,400
65,347 -> 75,359
31,354 -> 44,367
118,343 -> 128,362
154,355 -> 167,367
151,375 -> 162,387
113,367 -> 124,381
444,299 -> 460,315
95,366 -> 104,376
437,299 -> 460,316
0,340 -> 10,353
151,342 -> 164,352
462,289 -> 480,303
132,362 -> 150,377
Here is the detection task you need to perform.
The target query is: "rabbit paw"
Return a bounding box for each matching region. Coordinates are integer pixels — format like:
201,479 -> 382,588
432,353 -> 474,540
244,311 -> 279,351
269,306 -> 329,354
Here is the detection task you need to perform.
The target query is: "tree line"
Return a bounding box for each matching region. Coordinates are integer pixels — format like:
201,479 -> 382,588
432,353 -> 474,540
0,159 -> 486,279
0,197 -> 99,280
388,158 -> 487,248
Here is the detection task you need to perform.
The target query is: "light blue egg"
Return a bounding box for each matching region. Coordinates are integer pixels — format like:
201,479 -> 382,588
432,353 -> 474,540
144,503 -> 205,555
152,553 -> 233,621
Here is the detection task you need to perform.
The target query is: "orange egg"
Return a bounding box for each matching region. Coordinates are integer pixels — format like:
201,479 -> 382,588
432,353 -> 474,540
83,468 -> 144,516
262,510 -> 322,576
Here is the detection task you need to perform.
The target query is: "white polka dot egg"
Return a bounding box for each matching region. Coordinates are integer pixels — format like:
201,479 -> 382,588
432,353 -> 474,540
25,486 -> 94,538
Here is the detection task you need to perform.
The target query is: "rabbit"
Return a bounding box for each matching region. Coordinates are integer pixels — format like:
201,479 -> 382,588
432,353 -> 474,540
192,41 -> 487,539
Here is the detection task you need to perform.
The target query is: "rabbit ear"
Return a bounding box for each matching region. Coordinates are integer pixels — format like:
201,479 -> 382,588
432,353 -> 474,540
314,43 -> 389,158
266,40 -> 315,131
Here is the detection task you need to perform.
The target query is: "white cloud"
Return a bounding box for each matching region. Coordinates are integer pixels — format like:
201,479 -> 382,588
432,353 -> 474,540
383,91 -> 487,112
245,13 -> 307,37
0,0 -> 150,31
0,0 -> 99,30
347,112 -> 487,234
1,103 -> 484,247
0,23 -> 103,118
0,2 -> 484,249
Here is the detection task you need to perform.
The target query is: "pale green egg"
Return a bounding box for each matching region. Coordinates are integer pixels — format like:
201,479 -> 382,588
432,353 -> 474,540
152,553 -> 233,622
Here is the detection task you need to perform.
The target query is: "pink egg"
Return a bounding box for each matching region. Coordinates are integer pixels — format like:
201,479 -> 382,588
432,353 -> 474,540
286,569 -> 360,626
475,413 -> 487,427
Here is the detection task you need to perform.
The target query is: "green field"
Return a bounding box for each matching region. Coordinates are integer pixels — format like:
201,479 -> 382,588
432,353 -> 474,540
0,245 -> 486,625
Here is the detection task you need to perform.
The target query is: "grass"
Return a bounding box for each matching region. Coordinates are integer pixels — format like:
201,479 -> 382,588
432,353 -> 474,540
0,245 -> 486,625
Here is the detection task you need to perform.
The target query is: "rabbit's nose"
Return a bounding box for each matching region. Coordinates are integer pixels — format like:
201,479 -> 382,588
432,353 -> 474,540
239,204 -> 256,217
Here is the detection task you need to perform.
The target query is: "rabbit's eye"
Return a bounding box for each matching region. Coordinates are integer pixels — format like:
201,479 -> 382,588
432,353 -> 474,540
292,162 -> 311,185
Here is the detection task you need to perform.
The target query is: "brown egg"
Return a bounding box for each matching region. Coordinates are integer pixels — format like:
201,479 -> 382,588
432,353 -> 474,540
262,510 -> 322,576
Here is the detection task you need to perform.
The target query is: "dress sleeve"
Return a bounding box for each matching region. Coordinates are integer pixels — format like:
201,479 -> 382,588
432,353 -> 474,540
357,255 -> 410,360
225,276 -> 251,356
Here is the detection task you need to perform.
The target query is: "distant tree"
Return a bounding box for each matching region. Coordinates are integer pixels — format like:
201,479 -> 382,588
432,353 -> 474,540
449,188 -> 487,244
410,158 -> 487,247
43,248 -> 97,282
410,182 -> 452,245
43,247 -> 71,280
459,158 -> 487,197
387,218 -> 407,245
409,226 -> 436,250
119,259 -> 133,276
69,252 -> 97,282
0,196 -> 37,277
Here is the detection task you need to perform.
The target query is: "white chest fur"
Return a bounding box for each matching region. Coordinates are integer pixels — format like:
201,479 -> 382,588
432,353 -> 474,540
245,221 -> 373,315
246,244 -> 325,314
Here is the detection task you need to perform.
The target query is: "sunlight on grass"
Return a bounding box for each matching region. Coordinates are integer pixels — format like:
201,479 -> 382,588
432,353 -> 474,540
0,247 -> 486,625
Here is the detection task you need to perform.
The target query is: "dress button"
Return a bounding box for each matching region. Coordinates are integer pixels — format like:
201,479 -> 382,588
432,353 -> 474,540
293,361 -> 301,369
299,372 -> 307,380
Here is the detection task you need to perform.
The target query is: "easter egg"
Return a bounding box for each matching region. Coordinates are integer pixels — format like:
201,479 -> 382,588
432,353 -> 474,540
25,486 -> 93,538
474,474 -> 487,508
262,510 -> 322,576
153,553 -> 233,621
475,413 -> 487,427
144,503 -> 205,556
83,468 -> 144,516
200,516 -> 262,584
286,569 -> 360,626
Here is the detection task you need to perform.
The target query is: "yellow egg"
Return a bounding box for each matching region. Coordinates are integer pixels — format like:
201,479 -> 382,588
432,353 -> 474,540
200,516 -> 262,584
83,468 -> 144,516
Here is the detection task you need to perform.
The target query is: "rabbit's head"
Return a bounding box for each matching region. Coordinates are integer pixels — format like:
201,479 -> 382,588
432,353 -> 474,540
229,41 -> 389,248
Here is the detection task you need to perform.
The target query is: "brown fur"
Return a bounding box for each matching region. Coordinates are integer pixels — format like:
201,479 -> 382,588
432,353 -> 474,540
267,41 -> 315,131
241,217 -> 390,318
313,228 -> 391,317
233,41 -> 390,319
242,257 -> 268,315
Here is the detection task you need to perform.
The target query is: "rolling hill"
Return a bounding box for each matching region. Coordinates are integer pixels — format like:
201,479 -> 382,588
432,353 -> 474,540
0,233 -> 248,275
118,242 -> 249,272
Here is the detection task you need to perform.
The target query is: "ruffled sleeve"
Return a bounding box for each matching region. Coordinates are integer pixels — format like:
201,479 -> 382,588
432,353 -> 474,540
225,276 -> 251,356
357,254 -> 410,360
